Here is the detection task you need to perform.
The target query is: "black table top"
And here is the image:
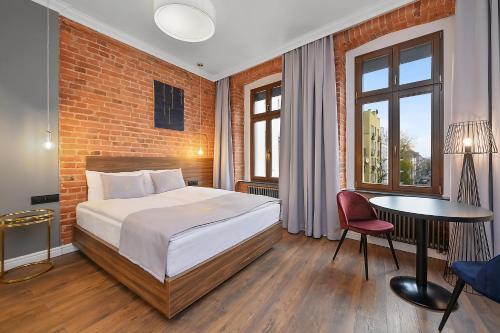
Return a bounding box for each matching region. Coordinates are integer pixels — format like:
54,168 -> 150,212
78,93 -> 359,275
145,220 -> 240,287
369,196 -> 493,223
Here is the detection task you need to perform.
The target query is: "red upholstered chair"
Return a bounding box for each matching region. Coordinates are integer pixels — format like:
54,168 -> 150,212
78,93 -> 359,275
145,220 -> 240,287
332,190 -> 399,280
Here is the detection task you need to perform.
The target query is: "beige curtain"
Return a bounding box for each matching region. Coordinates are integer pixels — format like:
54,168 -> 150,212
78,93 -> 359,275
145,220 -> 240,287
453,0 -> 500,254
213,77 -> 235,190
490,0 -> 500,255
279,35 -> 341,240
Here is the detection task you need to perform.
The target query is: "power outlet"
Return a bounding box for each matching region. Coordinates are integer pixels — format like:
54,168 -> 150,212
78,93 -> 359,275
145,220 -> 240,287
31,194 -> 59,205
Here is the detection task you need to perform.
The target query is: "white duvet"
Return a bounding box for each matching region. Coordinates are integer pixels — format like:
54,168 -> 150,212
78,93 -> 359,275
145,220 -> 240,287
79,186 -> 233,223
76,186 -> 281,277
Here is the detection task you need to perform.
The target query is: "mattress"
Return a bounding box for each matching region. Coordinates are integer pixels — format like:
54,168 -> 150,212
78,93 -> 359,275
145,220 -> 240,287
76,186 -> 281,277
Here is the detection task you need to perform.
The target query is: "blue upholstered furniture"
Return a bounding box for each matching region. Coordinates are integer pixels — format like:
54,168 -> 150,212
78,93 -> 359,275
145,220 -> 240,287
439,255 -> 500,331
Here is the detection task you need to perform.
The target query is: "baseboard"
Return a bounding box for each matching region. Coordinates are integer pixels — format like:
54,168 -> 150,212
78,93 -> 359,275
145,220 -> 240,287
4,235 -> 446,270
346,231 -> 447,261
4,243 -> 79,270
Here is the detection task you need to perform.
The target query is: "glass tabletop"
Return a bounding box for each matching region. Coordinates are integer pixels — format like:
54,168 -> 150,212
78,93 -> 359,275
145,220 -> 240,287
0,209 -> 54,228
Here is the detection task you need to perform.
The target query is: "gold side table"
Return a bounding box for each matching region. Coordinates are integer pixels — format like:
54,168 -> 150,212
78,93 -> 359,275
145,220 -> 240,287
0,209 -> 54,283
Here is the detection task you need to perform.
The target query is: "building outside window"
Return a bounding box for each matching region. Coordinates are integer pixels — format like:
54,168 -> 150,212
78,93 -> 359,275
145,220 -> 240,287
250,81 -> 281,182
354,31 -> 443,195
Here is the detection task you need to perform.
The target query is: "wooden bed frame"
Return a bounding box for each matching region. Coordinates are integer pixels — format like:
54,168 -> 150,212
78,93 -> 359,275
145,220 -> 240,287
73,156 -> 282,318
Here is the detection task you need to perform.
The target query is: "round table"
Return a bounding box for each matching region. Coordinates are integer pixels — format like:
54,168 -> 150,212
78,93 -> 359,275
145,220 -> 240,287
369,196 -> 493,311
0,209 -> 54,283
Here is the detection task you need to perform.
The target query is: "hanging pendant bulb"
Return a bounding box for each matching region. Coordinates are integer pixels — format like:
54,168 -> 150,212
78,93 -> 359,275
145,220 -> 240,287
197,76 -> 203,157
44,130 -> 54,150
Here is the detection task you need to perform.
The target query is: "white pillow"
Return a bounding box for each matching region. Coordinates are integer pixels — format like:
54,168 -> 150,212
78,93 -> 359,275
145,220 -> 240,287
139,170 -> 156,194
85,170 -> 148,201
101,174 -> 147,200
141,169 -> 181,194
150,169 -> 186,194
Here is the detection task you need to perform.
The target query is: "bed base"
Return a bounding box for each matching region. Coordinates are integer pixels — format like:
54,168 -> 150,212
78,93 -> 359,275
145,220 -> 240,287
73,222 -> 282,318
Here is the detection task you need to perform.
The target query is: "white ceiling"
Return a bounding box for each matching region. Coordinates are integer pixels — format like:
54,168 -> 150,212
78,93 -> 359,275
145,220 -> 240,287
34,0 -> 414,81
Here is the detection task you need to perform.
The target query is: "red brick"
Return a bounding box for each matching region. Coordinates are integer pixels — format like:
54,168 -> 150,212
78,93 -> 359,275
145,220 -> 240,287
58,0 -> 455,244
228,0 -> 455,189
59,17 -> 216,244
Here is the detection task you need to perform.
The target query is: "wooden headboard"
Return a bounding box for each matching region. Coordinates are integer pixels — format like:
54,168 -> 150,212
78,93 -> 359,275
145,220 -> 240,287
86,156 -> 213,187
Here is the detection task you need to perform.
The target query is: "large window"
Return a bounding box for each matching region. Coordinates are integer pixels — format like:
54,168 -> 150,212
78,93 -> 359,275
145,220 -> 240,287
251,81 -> 281,182
355,32 -> 443,195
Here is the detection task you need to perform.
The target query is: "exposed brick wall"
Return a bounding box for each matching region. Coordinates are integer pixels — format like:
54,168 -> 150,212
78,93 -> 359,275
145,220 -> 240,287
229,0 -> 455,188
57,0 -> 454,243
58,17 -> 215,244
333,0 -> 455,187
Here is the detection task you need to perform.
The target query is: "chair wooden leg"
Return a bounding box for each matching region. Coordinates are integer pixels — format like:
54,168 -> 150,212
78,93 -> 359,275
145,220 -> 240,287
439,278 -> 465,331
332,230 -> 348,262
359,234 -> 363,254
362,234 -> 368,280
386,233 -> 399,270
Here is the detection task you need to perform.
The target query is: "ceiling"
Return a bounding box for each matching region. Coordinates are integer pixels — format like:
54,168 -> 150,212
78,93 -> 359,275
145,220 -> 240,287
34,0 -> 414,81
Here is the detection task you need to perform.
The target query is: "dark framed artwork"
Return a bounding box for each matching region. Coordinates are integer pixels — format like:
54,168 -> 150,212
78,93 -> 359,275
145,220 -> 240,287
154,80 -> 184,131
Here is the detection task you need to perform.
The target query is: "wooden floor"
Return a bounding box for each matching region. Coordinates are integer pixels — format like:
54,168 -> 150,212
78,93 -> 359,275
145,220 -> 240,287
1,231 -> 499,333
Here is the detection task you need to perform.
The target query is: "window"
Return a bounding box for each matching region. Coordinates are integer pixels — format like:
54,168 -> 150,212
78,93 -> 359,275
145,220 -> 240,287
355,32 -> 443,195
251,81 -> 281,182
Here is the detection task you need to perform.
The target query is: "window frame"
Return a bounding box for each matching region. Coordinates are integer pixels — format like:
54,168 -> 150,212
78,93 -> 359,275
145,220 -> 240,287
250,81 -> 281,182
354,31 -> 443,195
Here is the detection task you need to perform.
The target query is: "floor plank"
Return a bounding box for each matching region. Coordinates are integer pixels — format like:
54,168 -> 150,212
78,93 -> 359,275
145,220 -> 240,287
0,231 -> 498,333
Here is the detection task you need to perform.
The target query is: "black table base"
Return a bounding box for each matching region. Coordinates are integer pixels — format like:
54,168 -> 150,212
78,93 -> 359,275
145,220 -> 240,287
390,276 -> 455,311
369,196 -> 493,313
392,218 -> 454,311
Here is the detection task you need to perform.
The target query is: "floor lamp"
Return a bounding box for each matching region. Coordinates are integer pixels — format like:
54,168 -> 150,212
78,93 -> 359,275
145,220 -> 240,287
443,120 -> 497,292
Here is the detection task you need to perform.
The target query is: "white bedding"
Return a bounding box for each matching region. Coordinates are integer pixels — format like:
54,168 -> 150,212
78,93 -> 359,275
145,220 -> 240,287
76,186 -> 281,277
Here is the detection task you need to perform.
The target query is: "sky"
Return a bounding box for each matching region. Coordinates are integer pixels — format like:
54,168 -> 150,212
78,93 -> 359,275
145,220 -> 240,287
362,56 -> 433,158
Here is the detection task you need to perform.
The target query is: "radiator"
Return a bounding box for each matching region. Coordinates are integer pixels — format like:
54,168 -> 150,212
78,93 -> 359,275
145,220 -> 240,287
247,184 -> 279,198
244,183 -> 448,253
376,209 -> 449,253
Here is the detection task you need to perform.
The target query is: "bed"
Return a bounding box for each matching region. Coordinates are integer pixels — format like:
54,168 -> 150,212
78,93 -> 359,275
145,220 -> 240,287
73,156 -> 282,318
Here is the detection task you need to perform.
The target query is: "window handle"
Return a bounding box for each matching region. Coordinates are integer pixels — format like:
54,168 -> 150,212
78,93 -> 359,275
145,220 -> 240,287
266,150 -> 271,160
394,74 -> 398,85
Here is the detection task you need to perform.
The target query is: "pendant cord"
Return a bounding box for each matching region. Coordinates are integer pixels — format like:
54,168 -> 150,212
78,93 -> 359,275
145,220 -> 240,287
199,77 -> 202,149
46,0 -> 51,134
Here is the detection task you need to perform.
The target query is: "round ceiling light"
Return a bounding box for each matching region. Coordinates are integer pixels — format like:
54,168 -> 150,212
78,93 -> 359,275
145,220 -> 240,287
154,0 -> 216,42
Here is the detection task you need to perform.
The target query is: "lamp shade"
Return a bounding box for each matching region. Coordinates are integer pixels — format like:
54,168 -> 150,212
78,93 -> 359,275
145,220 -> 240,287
154,0 -> 216,42
444,120 -> 498,154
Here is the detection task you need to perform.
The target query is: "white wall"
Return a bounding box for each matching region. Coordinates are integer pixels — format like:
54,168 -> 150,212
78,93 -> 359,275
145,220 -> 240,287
491,0 -> 500,256
0,0 -> 61,258
345,17 -> 455,198
452,0 -> 494,253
